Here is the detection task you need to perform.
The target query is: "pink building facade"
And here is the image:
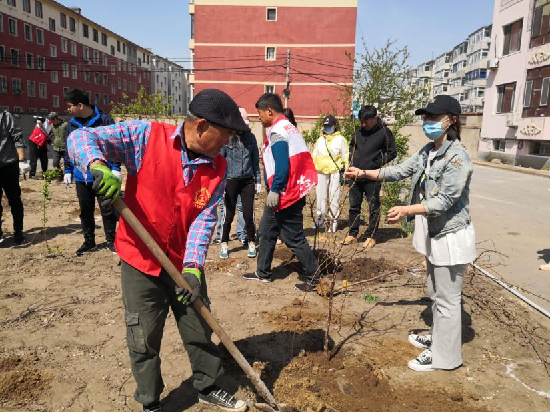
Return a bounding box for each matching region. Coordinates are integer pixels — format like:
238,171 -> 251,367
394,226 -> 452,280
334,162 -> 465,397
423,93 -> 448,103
480,0 -> 550,169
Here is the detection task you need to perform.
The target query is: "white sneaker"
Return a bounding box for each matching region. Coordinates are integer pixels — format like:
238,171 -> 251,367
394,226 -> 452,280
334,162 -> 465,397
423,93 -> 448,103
219,242 -> 229,259
408,349 -> 434,372
408,333 -> 432,349
247,241 -> 257,258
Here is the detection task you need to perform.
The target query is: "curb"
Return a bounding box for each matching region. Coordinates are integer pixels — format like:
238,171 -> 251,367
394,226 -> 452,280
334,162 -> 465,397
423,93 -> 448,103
473,160 -> 548,177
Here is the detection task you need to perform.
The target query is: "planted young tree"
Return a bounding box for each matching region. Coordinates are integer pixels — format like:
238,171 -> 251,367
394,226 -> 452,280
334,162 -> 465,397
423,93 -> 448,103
41,168 -> 63,255
110,86 -> 174,122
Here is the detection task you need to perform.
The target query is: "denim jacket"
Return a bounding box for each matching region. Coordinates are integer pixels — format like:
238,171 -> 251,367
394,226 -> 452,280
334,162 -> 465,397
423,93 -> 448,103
221,131 -> 260,182
380,139 -> 473,238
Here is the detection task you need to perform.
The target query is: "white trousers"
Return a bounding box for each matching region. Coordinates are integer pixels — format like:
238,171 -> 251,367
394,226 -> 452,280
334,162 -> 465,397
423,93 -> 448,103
316,172 -> 341,222
427,260 -> 467,369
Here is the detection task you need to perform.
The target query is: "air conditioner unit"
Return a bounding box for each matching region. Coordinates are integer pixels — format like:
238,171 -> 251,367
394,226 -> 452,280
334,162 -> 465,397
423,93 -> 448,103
489,58 -> 499,69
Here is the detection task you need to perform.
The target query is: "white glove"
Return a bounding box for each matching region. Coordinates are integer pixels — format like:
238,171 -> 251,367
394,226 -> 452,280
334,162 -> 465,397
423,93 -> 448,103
255,183 -> 262,194
266,191 -> 280,208
63,173 -> 72,187
112,170 -> 122,181
18,161 -> 30,176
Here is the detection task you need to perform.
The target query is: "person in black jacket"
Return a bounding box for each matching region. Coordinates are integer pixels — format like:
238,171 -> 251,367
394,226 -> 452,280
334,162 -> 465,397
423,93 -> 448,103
0,109 -> 29,245
343,105 -> 397,249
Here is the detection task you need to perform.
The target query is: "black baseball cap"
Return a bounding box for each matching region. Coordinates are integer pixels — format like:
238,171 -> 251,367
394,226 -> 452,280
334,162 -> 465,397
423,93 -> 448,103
323,114 -> 337,127
47,112 -> 60,120
189,89 -> 249,132
415,95 -> 462,116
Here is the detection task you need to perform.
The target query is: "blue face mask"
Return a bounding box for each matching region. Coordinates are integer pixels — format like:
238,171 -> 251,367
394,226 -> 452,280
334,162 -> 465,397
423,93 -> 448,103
422,120 -> 448,141
323,125 -> 335,135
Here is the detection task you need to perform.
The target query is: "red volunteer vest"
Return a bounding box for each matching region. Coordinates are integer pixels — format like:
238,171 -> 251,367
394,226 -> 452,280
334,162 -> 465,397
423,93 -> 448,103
115,122 -> 226,276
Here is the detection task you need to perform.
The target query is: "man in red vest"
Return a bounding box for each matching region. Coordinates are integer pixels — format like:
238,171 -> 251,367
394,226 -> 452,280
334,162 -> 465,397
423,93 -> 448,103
67,89 -> 248,412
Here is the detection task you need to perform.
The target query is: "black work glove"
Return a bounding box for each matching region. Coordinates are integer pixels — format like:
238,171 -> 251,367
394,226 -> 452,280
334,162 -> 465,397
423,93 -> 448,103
175,268 -> 202,305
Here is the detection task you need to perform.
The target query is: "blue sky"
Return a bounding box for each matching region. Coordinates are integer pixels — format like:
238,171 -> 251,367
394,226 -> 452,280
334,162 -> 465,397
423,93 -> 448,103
61,0 -> 494,69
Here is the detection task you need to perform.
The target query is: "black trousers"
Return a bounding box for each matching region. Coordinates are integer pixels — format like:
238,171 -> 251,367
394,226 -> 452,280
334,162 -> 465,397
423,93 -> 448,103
257,197 -> 318,282
0,162 -> 24,234
348,179 -> 381,238
53,150 -> 65,169
221,177 -> 255,243
75,182 -> 118,244
29,141 -> 48,176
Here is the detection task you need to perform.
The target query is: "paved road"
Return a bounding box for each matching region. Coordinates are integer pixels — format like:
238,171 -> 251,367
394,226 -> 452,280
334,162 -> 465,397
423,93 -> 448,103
470,164 -> 550,312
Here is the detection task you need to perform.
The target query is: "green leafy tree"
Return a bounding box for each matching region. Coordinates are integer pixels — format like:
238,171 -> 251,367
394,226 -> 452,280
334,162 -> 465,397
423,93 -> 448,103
110,86 -> 174,121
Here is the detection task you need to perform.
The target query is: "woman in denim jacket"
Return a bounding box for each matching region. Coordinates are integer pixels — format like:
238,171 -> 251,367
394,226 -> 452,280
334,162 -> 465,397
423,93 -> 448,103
345,95 -> 475,372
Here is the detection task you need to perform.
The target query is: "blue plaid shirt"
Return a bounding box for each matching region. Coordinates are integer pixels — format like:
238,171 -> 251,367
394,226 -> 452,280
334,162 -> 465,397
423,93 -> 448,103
67,120 -> 227,271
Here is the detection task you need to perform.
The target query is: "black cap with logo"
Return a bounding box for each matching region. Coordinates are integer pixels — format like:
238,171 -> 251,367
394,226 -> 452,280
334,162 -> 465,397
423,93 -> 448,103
415,95 -> 462,116
188,89 -> 249,132
323,114 -> 337,126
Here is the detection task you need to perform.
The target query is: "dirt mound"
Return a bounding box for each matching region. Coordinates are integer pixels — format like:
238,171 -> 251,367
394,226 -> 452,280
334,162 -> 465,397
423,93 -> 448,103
342,257 -> 397,282
272,351 -> 490,412
0,355 -> 50,407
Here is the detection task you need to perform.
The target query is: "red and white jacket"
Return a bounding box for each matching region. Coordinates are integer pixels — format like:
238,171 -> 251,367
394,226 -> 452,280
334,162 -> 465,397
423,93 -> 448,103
262,116 -> 317,211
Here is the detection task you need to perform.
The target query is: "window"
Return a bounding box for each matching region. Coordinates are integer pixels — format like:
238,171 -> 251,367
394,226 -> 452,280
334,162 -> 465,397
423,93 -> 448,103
94,72 -> 100,84
190,14 -> 195,39
493,139 -> 506,152
0,47 -> 4,63
524,80 -> 534,107
103,94 -> 109,106
39,83 -> 46,99
111,45 -> 115,56
502,19 -> 522,56
63,87 -> 69,97
117,40 -> 120,52
0,76 -> 7,93
94,93 -> 100,105
531,0 -> 550,47
267,7 -> 276,21
60,12 -> 66,29
103,54 -> 108,66
23,0 -> 30,13
123,79 -> 127,91
49,18 -> 55,32
53,95 -> 59,107
83,46 -> 89,61
93,50 -> 99,64
72,65 -> 77,79
22,24 -> 33,41
496,82 -> 516,113
118,78 -> 121,89
123,43 -> 126,54
84,69 -> 90,82
8,18 -> 17,36
27,80 -> 36,97
51,70 -> 58,83
11,49 -> 19,66
36,28 -> 43,45
48,45 -> 56,58
101,33 -> 107,46
103,74 -> 108,86
62,63 -> 69,78
82,23 -> 89,38
38,56 -> 45,71
93,28 -> 98,42
111,84 -> 116,94
531,141 -> 550,156
69,17 -> 75,32
266,47 -> 276,60
61,38 -> 67,53
71,42 -> 77,56
541,77 -> 550,106
12,78 -> 22,94
35,1 -> 42,18
265,85 -> 275,93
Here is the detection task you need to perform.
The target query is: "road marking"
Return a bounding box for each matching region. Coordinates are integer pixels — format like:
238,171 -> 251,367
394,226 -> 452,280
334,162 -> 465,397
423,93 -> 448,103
471,194 -> 516,206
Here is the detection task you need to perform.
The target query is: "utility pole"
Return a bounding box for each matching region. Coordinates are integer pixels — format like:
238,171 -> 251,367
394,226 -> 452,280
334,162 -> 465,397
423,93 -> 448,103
283,49 -> 291,108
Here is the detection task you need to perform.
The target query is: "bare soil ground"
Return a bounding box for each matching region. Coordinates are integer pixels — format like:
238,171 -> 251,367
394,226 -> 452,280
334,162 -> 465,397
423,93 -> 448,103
1,178 -> 550,412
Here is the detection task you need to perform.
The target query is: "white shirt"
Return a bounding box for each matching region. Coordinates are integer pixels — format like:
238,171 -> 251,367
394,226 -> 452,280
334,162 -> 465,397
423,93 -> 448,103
412,150 -> 476,266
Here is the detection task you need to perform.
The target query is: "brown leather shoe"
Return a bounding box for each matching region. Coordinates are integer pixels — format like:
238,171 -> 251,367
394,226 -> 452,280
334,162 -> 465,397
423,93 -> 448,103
362,238 -> 376,250
341,235 -> 357,245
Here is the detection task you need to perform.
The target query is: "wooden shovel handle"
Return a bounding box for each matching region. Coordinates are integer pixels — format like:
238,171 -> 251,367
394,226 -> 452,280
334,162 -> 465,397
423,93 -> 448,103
113,198 -> 279,409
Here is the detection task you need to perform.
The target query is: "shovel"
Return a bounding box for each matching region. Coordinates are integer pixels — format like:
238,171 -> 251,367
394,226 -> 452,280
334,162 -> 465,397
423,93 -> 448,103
113,198 -> 291,412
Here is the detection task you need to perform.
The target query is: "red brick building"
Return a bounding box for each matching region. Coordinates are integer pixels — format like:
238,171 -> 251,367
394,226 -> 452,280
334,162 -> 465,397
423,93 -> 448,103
189,0 -> 357,120
0,0 -> 153,115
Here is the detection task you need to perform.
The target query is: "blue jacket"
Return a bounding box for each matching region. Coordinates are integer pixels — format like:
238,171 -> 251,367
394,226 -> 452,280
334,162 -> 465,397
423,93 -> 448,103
220,131 -> 260,182
64,106 -> 120,183
380,139 -> 473,238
